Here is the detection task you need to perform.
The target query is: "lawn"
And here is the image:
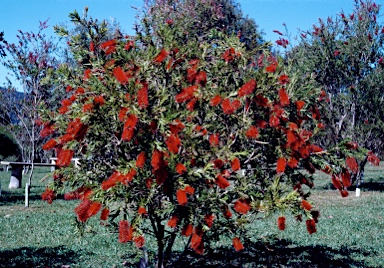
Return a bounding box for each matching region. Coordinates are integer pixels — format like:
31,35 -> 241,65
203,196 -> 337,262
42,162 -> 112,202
0,165 -> 383,267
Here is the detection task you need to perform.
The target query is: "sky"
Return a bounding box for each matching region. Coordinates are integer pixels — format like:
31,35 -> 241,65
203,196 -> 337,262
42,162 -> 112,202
0,0 -> 356,87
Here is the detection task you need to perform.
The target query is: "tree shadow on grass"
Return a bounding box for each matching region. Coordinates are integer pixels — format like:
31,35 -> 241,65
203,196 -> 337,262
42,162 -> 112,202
171,237 -> 376,267
0,246 -> 81,268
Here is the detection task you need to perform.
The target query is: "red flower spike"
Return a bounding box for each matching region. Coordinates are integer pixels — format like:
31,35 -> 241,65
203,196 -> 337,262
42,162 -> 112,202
278,74 -> 289,84
306,219 -> 317,234
266,63 -> 277,73
182,224 -> 193,236
276,158 -> 286,173
165,134 -> 181,154
136,152 -> 146,168
232,237 -> 244,251
41,188 -> 56,204
113,66 -> 129,85
331,174 -> 343,190
137,82 -> 149,108
184,185 -> 195,194
186,98 -> 197,111
134,236 -> 145,248
231,157 -> 241,171
118,107 -> 129,122
176,163 -> 187,174
287,158 -> 299,168
42,139 -> 57,150
277,216 -> 286,230
151,150 -> 165,171
177,189 -> 188,206
83,69 -> 91,81
56,149 -> 74,167
138,206 -> 147,215
245,126 -> 259,139
196,71 -> 207,86
223,206 -> 232,218
214,159 -> 225,169
223,47 -> 236,62
269,115 -> 280,127
101,171 -> 120,190
94,95 -> 105,106
168,215 -> 179,228
154,49 -> 169,63
209,133 -> 219,147
74,199 -> 92,222
100,40 -> 117,55
296,100 -> 306,111
278,88 -> 290,106
301,200 -> 312,211
87,202 -> 102,218
215,174 -> 230,189
340,189 -> 349,197
122,114 -> 138,141
175,85 -> 198,103
191,227 -> 204,254
100,208 -> 110,220
234,199 -> 251,214
238,79 -> 256,97
346,157 -> 358,173
118,220 -> 132,243
169,120 -> 185,135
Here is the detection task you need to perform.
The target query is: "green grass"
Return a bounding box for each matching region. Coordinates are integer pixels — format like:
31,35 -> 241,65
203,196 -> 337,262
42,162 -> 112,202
1,165 -> 384,267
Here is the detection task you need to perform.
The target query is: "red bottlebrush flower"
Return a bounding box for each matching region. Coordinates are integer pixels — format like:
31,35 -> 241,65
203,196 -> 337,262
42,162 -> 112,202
232,237 -> 244,251
196,71 -> 207,86
210,95 -> 222,106
331,174 -> 343,190
75,87 -> 85,95
119,220 -> 132,243
177,189 -> 188,206
276,158 -> 286,173
101,171 -> 120,190
214,159 -> 224,169
134,236 -> 145,248
223,205 -> 232,218
122,114 -> 138,141
301,200 -> 312,211
120,168 -> 137,185
42,139 -> 57,150
231,157 -> 241,171
100,208 -> 110,220
136,152 -> 146,168
277,216 -> 286,230
334,50 -> 340,56
168,215 -> 179,228
286,130 -> 296,145
138,206 -> 147,215
187,67 -> 198,83
223,47 -> 236,62
296,100 -> 306,111
191,227 -> 204,253
341,169 -> 351,187
299,146 -> 310,159
185,185 -> 195,194
87,202 -> 102,218
340,189 -> 349,197
245,126 -> 259,139
175,85 -> 198,103
204,214 -> 214,228
83,69 -> 91,81
74,199 -> 92,222
346,157 -> 358,173
113,66 -> 129,85
278,74 -> 289,84
56,149 -> 74,167
287,157 -> 299,168
322,165 -> 332,174
145,178 -> 153,188
278,88 -> 290,106
255,94 -> 269,107
124,40 -> 134,50
166,134 -> 181,154
186,98 -> 197,111
151,150 -> 164,171
118,107 -> 129,122
222,98 -> 241,115
234,199 -> 251,214
306,219 -> 317,234
176,163 -> 187,174
182,224 -> 193,236
59,105 -> 69,114
82,103 -> 93,113
94,95 -> 105,106
276,38 -> 289,48
65,85 -> 73,92
238,79 -> 256,97
215,174 -> 230,189
269,115 -> 280,127
367,151 -> 380,166
266,63 -> 277,73
209,133 -> 219,147
41,188 -> 56,204
312,106 -> 321,120
100,40 -> 117,55
138,82 -> 149,108
89,41 -> 95,52
310,144 -> 323,153
154,49 -> 169,63
169,120 -> 185,135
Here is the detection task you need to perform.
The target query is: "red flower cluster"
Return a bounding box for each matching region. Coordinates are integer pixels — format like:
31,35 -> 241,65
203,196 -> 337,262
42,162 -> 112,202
166,134 -> 181,154
231,157 -> 241,171
175,85 -> 198,103
42,139 -> 57,151
113,66 -> 129,85
100,40 -> 117,55
277,216 -> 286,230
306,219 -> 316,234
122,114 -> 138,141
301,200 -> 312,211
191,227 -> 204,254
41,188 -> 56,204
215,174 -> 230,189
137,82 -> 149,108
245,126 -> 259,139
276,158 -> 286,173
346,157 -> 358,173
232,237 -> 244,251
154,49 -> 169,63
136,152 -> 146,168
234,199 -> 251,214
238,79 -> 256,97
56,149 -> 74,167
222,47 -> 238,62
118,220 -> 133,243
167,215 -> 179,228
221,98 -> 241,114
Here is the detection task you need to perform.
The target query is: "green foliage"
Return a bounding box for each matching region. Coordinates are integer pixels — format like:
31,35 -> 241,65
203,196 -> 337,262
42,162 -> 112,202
0,126 -> 20,161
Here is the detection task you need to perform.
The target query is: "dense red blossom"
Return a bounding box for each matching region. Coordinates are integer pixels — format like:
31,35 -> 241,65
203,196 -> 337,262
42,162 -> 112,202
245,126 -> 259,139
175,85 -> 198,103
266,63 -> 277,73
196,71 -> 207,86
82,103 -> 93,113
231,157 -> 241,171
204,214 -> 214,228
215,174 -> 230,189
223,205 -> 232,218
234,199 -> 251,214
255,94 -> 269,107
210,95 -> 222,106
176,163 -> 187,174
184,185 -> 195,194
278,88 -> 290,106
166,134 -> 181,154
74,199 -> 92,222
87,202 -> 102,218
346,157 -> 358,173
278,74 -> 289,84
100,208 -> 110,220
331,174 -> 343,190
238,79 -> 256,97
122,114 -> 138,141
269,115 -> 280,127
276,158 -> 286,173
182,224 -> 193,236
100,40 -> 117,55
89,41 -> 95,52
221,98 -> 241,114
177,189 -> 188,206
341,169 -> 351,187
138,82 -> 149,108
186,98 -> 197,111
113,66 -> 129,85
191,227 -> 204,254
168,215 -> 179,228
118,220 -> 132,243
154,49 -> 169,63
41,188 -> 56,204
134,236 -> 145,248
94,95 -> 105,106
151,150 -> 164,171
124,40 -> 134,50
120,168 -> 137,185
232,237 -> 244,251
101,171 -> 121,190
367,151 -> 380,166
83,69 -> 91,81
287,158 -> 299,168
306,219 -> 316,234
214,159 -> 224,169
187,67 -> 198,83
42,139 -> 57,150
301,200 -> 312,211
277,216 -> 286,230
136,152 -> 146,168
209,133 -> 219,147
340,189 -> 349,197
56,149 -> 74,167
118,107 -> 129,122
222,47 -> 236,62
169,119 -> 185,135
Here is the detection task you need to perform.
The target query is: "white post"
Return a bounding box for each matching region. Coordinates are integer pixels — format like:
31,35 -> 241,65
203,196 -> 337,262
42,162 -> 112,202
355,187 -> 361,197
25,183 -> 30,207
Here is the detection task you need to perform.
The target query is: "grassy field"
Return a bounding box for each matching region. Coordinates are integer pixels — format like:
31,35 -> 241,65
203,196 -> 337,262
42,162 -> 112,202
0,165 -> 383,267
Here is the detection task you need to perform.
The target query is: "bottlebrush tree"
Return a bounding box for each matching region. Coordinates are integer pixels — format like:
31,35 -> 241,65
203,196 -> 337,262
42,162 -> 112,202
40,10 -> 355,267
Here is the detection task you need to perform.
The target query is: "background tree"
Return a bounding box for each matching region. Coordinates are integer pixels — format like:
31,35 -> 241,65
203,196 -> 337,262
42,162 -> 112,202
41,6 -> 354,267
287,0 -> 382,185
0,21 -> 60,187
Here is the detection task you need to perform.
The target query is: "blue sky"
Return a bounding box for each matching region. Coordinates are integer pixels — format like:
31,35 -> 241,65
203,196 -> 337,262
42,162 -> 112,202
0,0 -> 356,87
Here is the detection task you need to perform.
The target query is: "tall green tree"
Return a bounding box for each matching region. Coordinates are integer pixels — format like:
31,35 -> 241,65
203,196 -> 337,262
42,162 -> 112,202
287,0 -> 382,184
